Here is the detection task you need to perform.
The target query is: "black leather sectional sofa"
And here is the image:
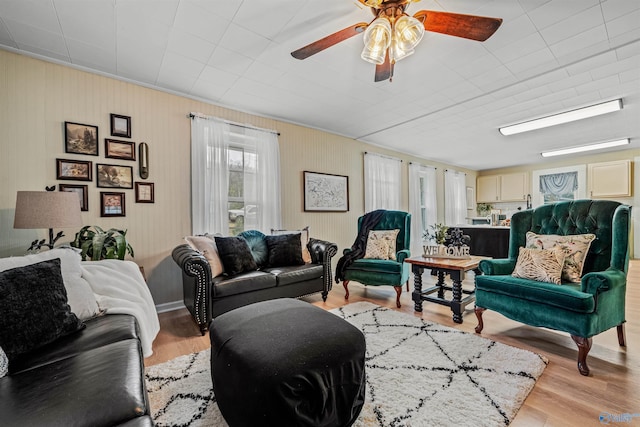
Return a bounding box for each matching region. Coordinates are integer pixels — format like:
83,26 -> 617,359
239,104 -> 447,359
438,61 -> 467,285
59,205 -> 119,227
0,314 -> 152,427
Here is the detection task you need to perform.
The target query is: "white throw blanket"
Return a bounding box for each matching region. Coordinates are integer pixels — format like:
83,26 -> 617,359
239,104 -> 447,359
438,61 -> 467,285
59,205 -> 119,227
81,260 -> 160,357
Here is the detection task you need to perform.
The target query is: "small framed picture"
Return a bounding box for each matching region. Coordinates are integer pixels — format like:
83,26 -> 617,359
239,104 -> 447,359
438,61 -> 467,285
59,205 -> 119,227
100,192 -> 125,217
110,114 -> 131,138
56,158 -> 93,181
59,184 -> 89,211
64,122 -> 99,156
97,163 -> 133,189
105,139 -> 135,160
135,182 -> 155,203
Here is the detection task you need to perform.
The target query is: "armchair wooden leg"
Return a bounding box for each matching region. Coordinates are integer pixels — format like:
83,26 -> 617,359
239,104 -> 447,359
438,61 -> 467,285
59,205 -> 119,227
617,323 -> 626,347
394,286 -> 402,308
474,307 -> 486,334
571,335 -> 592,376
343,280 -> 350,301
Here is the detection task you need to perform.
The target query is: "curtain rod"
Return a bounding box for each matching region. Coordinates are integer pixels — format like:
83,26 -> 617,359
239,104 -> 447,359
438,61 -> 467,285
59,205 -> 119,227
445,169 -> 467,175
188,113 -> 280,136
409,162 -> 436,169
364,151 -> 403,162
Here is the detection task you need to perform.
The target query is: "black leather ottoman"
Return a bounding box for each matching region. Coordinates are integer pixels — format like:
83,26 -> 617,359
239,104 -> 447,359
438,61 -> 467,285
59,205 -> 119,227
210,298 -> 366,427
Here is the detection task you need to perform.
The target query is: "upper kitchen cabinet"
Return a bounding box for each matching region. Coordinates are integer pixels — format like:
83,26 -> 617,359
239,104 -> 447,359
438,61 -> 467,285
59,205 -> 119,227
588,160 -> 632,198
477,173 -> 529,203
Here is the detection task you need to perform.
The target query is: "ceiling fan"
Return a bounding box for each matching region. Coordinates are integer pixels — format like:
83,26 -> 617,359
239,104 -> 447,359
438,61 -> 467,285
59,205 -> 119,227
291,0 -> 502,82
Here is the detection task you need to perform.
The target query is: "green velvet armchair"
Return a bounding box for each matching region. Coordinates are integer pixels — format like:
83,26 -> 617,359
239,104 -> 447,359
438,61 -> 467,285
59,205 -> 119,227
339,210 -> 411,308
475,200 -> 630,376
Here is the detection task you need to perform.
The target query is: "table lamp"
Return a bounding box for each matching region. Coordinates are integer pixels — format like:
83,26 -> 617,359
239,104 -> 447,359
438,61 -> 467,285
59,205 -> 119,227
13,190 -> 83,250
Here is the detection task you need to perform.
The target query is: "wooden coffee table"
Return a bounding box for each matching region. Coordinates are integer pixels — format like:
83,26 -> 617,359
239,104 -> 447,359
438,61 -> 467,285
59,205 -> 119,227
405,255 -> 489,324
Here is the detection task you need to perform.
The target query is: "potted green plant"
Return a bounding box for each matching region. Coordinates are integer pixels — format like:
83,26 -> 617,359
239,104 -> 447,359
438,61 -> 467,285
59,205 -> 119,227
71,225 -> 134,261
476,203 -> 493,217
423,223 -> 449,245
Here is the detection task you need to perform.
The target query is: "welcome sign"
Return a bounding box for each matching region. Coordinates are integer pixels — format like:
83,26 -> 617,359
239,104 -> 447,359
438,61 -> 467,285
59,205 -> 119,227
422,244 -> 471,259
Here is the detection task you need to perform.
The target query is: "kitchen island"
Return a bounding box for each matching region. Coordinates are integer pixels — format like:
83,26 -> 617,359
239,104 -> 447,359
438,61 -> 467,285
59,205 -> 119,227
449,225 -> 510,259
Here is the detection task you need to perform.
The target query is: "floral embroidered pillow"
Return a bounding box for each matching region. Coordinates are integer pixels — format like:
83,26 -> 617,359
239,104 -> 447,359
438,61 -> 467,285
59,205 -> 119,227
364,238 -> 391,260
366,229 -> 400,260
512,247 -> 565,285
526,232 -> 596,283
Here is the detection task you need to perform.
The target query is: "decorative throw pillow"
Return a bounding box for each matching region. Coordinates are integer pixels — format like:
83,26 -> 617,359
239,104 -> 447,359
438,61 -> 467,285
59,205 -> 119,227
184,235 -> 224,277
214,236 -> 258,276
367,229 -> 400,260
526,232 -> 596,283
0,247 -> 100,320
271,227 -> 311,263
238,230 -> 269,267
0,259 -> 85,361
364,238 -> 391,260
0,346 -> 7,378
265,233 -> 305,267
512,247 -> 565,285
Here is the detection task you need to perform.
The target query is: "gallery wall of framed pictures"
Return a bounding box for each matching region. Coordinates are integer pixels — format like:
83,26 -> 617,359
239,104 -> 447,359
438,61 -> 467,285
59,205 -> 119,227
57,114 -> 154,217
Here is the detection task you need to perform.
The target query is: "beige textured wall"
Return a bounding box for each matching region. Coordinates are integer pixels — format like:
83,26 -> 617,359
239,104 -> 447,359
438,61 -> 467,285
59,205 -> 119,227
0,50 -> 476,306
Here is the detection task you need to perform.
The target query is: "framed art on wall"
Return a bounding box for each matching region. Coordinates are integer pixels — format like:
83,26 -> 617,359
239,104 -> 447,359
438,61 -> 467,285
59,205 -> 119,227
56,158 -> 93,181
96,164 -> 133,189
105,139 -> 135,160
100,192 -> 125,217
64,121 -> 99,156
59,184 -> 88,211
110,114 -> 131,138
303,171 -> 349,212
135,182 -> 154,203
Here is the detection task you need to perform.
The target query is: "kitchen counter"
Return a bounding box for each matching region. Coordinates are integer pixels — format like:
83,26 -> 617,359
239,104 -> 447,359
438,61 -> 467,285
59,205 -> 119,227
448,226 -> 510,259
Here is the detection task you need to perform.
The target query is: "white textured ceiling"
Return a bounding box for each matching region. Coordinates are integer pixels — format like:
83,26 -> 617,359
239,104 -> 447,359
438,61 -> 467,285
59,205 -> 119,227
1,0 -> 639,170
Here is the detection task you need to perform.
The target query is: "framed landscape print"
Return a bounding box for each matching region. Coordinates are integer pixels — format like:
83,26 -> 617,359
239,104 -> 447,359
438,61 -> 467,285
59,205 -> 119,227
135,182 -> 154,203
105,139 -> 135,160
59,184 -> 88,211
303,171 -> 349,212
110,114 -> 131,138
64,122 -> 98,155
56,158 -> 93,181
96,164 -> 133,189
100,192 -> 125,217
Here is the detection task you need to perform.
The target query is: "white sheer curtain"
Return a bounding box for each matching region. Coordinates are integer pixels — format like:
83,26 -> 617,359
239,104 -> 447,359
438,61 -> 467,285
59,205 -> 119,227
243,127 -> 282,232
444,169 -> 467,226
190,115 -> 281,235
409,163 -> 437,254
191,116 -> 230,235
364,152 -> 402,212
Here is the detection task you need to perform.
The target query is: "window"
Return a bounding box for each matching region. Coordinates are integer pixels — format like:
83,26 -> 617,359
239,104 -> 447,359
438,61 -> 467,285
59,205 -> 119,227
532,165 -> 586,207
190,115 -> 281,235
444,169 -> 467,226
409,163 -> 436,253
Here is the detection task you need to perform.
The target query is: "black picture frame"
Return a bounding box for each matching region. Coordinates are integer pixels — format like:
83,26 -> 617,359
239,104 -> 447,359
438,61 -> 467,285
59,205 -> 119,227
56,158 -> 93,181
64,121 -> 99,156
303,171 -> 349,212
96,163 -> 133,189
59,184 -> 89,211
105,139 -> 136,160
100,192 -> 125,217
135,182 -> 154,203
110,114 -> 131,138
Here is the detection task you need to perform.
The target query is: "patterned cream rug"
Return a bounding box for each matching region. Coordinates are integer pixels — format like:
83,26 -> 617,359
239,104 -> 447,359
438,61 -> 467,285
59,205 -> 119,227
146,301 -> 547,426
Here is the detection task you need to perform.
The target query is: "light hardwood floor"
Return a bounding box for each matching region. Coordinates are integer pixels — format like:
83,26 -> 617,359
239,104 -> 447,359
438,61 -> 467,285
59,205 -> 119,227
145,261 -> 640,426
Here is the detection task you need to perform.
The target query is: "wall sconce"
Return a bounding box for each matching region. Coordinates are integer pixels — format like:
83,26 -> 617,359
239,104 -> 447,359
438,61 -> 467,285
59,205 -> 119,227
139,142 -> 149,179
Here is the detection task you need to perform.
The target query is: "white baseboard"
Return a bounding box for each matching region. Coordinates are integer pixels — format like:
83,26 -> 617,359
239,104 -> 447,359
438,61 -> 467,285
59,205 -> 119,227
155,300 -> 185,313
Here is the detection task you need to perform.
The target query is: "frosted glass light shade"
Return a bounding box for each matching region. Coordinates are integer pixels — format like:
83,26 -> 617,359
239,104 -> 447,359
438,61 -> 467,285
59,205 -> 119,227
394,15 -> 424,51
361,18 -> 392,65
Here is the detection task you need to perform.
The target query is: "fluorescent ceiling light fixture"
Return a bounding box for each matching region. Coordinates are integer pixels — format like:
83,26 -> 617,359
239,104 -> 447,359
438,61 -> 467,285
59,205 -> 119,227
541,138 -> 630,158
500,99 -> 623,136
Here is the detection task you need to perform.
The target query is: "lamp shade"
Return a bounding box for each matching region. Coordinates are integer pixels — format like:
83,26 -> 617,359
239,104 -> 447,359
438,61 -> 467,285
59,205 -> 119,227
14,191 -> 83,230
394,15 -> 424,51
361,18 -> 392,65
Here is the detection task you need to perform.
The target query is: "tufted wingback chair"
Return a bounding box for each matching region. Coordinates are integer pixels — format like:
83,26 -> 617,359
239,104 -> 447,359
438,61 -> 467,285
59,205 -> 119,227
340,210 -> 411,308
475,200 -> 630,376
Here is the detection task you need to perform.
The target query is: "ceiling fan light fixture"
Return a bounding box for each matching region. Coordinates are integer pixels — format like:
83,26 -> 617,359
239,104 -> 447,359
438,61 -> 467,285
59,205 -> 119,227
361,18 -> 392,65
389,38 -> 414,63
394,15 -> 424,51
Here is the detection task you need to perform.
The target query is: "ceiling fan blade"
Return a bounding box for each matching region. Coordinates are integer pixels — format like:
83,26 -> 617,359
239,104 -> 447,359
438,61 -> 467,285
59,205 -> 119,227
374,50 -> 393,82
413,10 -> 502,42
291,22 -> 369,60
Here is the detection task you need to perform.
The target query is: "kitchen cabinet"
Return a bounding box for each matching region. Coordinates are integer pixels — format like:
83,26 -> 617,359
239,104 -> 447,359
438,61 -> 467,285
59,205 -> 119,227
588,160 -> 632,198
477,172 -> 529,202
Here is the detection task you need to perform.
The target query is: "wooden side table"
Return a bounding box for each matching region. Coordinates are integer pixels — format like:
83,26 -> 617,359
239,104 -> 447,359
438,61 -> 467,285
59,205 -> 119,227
405,255 -> 489,324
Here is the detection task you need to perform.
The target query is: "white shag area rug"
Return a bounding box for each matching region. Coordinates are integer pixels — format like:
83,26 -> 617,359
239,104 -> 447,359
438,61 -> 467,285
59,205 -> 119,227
146,302 -> 547,426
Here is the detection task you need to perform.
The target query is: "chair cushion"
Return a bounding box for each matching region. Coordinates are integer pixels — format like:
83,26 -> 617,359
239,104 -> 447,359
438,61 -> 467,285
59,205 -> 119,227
525,232 -> 595,283
512,247 -> 565,285
263,264 -> 323,287
212,271 -> 277,297
475,275 -> 595,313
346,258 -> 404,275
